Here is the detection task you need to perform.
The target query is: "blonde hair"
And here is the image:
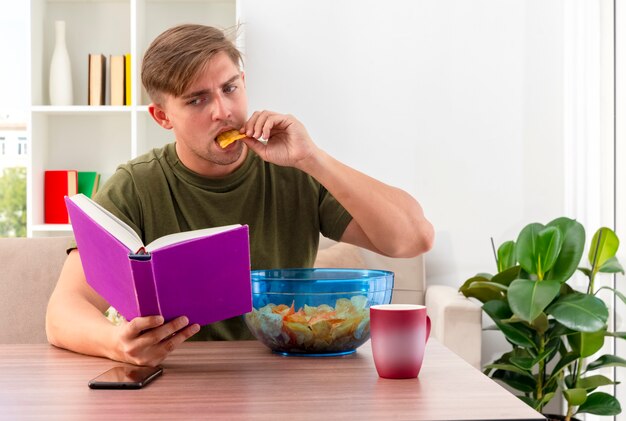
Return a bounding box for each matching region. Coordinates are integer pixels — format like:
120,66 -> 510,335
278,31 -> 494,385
141,24 -> 242,103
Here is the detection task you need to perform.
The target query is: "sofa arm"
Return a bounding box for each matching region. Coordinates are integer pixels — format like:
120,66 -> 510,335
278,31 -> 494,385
425,285 -> 482,369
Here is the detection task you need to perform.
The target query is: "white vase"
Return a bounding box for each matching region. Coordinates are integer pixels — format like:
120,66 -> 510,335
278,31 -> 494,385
49,20 -> 73,106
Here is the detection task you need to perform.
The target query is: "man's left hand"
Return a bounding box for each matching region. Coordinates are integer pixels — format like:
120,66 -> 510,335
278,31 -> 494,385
240,111 -> 318,169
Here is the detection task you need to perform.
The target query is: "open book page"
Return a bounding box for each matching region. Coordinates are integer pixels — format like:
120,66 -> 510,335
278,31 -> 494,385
145,224 -> 242,252
69,194 -> 144,253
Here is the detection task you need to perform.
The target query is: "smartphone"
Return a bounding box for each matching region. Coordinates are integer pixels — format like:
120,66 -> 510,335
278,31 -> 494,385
88,365 -> 163,389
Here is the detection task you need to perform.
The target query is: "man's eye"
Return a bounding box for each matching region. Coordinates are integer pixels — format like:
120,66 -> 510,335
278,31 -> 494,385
224,85 -> 237,94
187,97 -> 206,106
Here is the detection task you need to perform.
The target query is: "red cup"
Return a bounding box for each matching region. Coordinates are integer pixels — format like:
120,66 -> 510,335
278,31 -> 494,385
370,304 -> 431,379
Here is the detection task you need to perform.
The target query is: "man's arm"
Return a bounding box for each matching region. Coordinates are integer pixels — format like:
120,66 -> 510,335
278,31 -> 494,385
46,250 -> 200,366
241,111 -> 434,258
299,151 -> 433,257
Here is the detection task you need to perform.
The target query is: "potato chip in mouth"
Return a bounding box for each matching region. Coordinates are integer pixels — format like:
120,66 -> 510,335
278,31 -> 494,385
217,129 -> 246,148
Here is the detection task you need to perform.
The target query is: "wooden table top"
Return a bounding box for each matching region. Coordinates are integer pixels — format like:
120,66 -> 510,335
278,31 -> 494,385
0,339 -> 544,420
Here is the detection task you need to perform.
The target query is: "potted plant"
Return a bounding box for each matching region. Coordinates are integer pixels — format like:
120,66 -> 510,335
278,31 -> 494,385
459,217 -> 626,420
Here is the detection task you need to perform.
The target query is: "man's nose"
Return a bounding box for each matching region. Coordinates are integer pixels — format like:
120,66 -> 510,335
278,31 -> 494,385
211,95 -> 231,121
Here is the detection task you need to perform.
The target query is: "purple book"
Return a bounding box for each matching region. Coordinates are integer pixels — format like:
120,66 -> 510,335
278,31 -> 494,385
64,194 -> 252,325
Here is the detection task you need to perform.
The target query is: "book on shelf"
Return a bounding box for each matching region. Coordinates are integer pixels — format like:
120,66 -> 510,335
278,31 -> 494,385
110,55 -> 125,106
64,194 -> 253,325
125,53 -> 131,105
77,171 -> 100,198
44,170 -> 77,224
88,54 -> 106,105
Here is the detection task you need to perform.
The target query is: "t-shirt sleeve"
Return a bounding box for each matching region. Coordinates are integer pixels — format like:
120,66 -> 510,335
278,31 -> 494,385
318,185 -> 353,242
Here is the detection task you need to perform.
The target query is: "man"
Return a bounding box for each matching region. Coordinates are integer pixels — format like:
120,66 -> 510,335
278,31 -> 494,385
46,24 -> 434,367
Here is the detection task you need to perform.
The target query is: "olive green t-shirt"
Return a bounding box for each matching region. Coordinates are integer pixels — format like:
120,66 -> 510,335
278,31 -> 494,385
92,143 -> 353,340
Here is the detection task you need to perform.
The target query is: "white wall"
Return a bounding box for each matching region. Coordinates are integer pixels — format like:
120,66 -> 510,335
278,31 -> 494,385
0,0 -> 29,113
240,0 -> 566,364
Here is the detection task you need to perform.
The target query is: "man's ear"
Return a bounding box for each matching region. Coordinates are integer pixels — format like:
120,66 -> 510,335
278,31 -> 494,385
148,103 -> 173,130
241,71 -> 246,87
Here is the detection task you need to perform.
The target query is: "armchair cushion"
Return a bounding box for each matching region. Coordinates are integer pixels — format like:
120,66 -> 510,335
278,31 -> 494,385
425,285 -> 482,369
0,237 -> 72,344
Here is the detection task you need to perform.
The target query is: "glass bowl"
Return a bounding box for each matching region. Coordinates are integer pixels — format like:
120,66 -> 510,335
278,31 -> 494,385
244,268 -> 394,357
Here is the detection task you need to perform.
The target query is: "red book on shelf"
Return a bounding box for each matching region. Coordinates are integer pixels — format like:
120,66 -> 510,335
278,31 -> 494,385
44,170 -> 78,224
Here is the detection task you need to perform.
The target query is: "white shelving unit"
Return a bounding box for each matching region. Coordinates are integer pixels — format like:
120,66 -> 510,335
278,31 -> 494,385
28,0 -> 238,237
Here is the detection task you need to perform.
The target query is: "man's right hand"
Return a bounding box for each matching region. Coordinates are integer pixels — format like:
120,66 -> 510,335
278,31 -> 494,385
113,315 -> 200,367
47,251 -> 201,366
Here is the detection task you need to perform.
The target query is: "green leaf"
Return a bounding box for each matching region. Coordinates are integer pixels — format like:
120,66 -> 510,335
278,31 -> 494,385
459,276 -> 504,303
544,336 -> 563,364
497,324 -> 538,349
548,352 -> 579,384
588,227 -> 620,269
498,241 -> 517,272
537,392 -> 556,410
500,315 -> 524,324
530,312 -> 549,334
598,256 -> 625,274
510,347 -> 554,373
494,348 -> 531,363
547,320 -> 573,340
545,217 -> 585,282
509,356 -> 534,371
517,395 -> 538,410
536,226 -> 563,275
596,286 -> 626,307
563,388 -> 588,406
516,223 -> 544,275
490,369 -> 536,393
508,278 -> 560,323
460,275 -> 489,291
491,265 -> 521,287
507,348 -> 535,371
578,267 -> 592,277
482,300 -> 536,349
577,374 -> 618,391
560,282 -> 576,296
532,347 -> 556,366
567,330 -> 606,358
576,392 -> 621,415
547,293 -> 608,332
468,281 -> 508,292
586,354 -> 626,372
483,363 -> 534,378
483,299 -> 512,319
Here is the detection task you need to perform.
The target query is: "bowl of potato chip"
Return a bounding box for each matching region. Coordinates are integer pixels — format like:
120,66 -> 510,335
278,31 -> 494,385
244,268 -> 394,357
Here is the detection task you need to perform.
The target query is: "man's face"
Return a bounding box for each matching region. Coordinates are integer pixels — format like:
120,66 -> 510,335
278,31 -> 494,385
152,51 -> 249,176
